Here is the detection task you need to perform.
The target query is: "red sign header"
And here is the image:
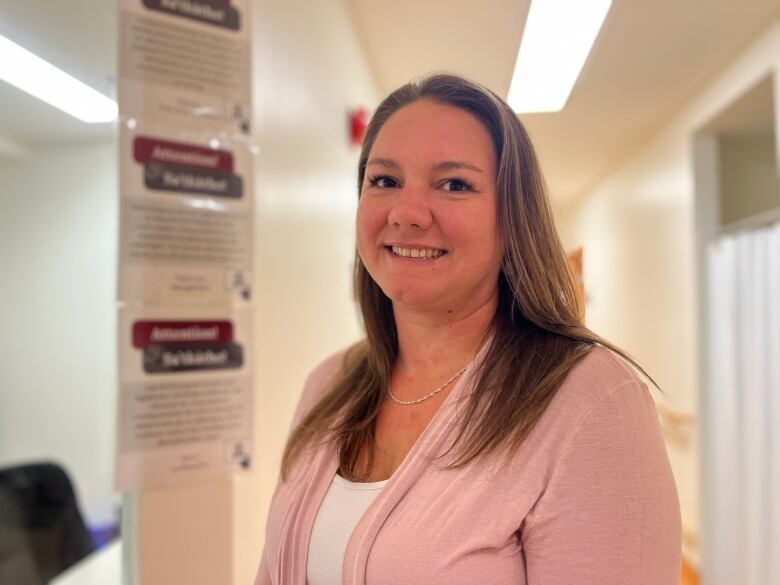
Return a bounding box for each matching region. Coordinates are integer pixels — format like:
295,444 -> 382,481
132,320 -> 234,348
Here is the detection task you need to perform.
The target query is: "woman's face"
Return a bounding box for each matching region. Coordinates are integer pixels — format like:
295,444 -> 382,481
356,99 -> 502,315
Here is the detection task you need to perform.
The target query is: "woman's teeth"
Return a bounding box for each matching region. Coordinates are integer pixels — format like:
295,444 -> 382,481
391,245 -> 445,259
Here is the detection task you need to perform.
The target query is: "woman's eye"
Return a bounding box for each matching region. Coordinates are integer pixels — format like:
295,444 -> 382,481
442,178 -> 473,193
368,175 -> 399,189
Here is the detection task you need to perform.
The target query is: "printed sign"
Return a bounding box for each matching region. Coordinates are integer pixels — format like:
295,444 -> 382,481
118,0 -> 251,134
122,129 -> 251,205
118,124 -> 252,304
115,0 -> 255,491
134,136 -> 244,199
132,320 -> 242,373
116,307 -> 253,490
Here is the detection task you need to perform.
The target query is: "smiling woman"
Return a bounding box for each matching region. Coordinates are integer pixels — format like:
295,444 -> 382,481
357,100 -> 502,313
255,74 -> 681,585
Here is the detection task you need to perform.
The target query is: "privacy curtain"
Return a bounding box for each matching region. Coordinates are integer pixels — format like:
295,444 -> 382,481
706,221 -> 780,585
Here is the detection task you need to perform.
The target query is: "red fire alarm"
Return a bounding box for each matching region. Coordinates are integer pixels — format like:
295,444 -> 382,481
349,107 -> 370,146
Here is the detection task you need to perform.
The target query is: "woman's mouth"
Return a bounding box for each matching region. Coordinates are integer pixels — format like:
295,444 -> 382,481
388,245 -> 446,259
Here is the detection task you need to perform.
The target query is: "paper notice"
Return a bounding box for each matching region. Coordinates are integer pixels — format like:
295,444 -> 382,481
119,0 -> 250,134
118,197 -> 252,303
118,123 -> 253,304
116,305 -> 253,490
115,0 -> 256,492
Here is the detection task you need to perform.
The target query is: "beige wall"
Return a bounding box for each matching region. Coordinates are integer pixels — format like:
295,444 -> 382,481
557,17 -> 780,568
239,0 -> 379,578
134,1 -> 379,583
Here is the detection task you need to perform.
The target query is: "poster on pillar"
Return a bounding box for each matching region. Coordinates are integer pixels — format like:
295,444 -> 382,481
118,0 -> 251,135
118,122 -> 253,304
115,304 -> 253,491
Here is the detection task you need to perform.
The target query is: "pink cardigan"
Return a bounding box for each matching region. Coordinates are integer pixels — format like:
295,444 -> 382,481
255,345 -> 681,584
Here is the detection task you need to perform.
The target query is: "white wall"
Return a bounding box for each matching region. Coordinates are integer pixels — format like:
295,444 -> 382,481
133,1 -> 379,583
558,16 -> 780,571
0,140 -> 118,527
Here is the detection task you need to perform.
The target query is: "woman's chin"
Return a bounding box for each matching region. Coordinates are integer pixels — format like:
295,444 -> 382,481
384,286 -> 447,311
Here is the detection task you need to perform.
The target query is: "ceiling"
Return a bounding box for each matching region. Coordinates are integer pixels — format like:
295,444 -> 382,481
1,0 -> 779,209
0,0 -> 116,149
345,0 -> 780,210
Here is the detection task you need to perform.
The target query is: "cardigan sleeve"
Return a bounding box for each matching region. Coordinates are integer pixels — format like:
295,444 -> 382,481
521,380 -> 681,585
253,550 -> 271,585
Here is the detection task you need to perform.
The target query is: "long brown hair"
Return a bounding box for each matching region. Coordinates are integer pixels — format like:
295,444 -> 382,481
281,74 -> 656,480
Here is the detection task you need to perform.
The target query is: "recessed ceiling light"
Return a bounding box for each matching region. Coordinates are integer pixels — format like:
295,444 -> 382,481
507,0 -> 613,113
0,34 -> 117,123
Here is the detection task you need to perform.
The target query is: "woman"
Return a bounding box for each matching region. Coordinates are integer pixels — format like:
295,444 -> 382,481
255,74 -> 681,584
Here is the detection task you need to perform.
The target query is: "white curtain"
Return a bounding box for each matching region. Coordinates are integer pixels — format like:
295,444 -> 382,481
706,222 -> 780,585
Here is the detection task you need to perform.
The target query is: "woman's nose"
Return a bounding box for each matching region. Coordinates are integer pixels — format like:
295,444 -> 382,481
387,185 -> 433,230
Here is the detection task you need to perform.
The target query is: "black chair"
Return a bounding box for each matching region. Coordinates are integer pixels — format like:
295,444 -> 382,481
0,462 -> 94,584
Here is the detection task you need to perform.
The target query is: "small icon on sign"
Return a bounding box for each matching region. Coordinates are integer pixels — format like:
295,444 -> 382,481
225,269 -> 251,301
231,102 -> 250,134
226,438 -> 251,469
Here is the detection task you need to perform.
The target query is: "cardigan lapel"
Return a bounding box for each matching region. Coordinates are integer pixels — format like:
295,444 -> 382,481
341,346 -> 488,585
278,443 -> 339,585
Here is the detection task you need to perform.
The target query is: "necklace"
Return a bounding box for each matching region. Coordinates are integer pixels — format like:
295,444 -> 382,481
387,365 -> 469,406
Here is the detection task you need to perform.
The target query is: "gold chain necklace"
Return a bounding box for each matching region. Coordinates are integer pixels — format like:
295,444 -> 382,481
387,365 -> 469,406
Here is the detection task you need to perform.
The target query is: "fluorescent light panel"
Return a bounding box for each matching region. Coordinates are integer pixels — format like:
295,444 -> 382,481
507,0 -> 612,113
0,35 -> 117,123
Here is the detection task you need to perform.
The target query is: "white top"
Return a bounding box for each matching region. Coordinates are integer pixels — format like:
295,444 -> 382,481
307,474 -> 388,585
